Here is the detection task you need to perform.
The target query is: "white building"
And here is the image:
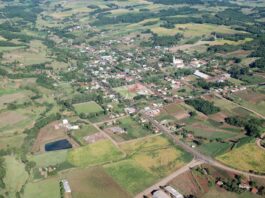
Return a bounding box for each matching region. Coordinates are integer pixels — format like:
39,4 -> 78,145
194,70 -> 210,80
152,190 -> 171,198
164,186 -> 184,198
173,57 -> 185,68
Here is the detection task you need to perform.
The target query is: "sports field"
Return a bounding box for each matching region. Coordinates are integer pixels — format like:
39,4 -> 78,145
73,101 -> 103,114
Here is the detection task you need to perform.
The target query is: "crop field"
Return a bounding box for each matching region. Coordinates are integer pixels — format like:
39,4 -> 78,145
67,140 -> 123,167
0,91 -> 30,107
0,134 -> 26,150
4,156 -> 28,197
198,142 -> 232,157
104,159 -> 158,195
73,101 -> 103,114
230,89 -> 265,116
105,135 -> 192,195
28,149 -> 68,167
116,117 -> 152,140
72,123 -> 99,145
151,23 -> 246,38
184,121 -> 238,140
64,166 -> 131,198
217,142 -> 265,173
160,103 -> 190,120
23,177 -> 60,198
3,40 -> 50,66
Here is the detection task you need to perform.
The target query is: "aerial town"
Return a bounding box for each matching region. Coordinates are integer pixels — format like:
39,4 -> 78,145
0,0 -> 264,198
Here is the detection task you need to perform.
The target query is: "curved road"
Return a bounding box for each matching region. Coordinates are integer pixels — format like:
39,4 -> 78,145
135,113 -> 265,197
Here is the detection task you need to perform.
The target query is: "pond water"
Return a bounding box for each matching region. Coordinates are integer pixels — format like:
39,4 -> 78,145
45,139 -> 72,152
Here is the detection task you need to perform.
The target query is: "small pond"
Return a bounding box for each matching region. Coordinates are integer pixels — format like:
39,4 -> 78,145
45,139 -> 72,152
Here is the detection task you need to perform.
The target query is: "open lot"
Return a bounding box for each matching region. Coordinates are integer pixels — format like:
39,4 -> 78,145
64,166 -> 131,198
72,123 -> 99,145
73,101 -> 103,114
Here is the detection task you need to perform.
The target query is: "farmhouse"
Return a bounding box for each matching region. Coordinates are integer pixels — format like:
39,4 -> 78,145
194,70 -> 210,80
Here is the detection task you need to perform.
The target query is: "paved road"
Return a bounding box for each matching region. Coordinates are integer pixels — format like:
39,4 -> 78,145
140,113 -> 265,178
135,159 -> 203,198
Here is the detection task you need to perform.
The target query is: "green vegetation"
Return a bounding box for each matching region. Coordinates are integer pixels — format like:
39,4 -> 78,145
67,140 -> 123,167
73,101 -> 103,114
185,98 -> 220,115
105,160 -> 158,195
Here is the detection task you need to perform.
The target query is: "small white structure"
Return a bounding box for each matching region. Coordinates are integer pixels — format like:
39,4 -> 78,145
173,57 -> 185,68
194,70 -> 210,80
62,179 -> 71,193
62,119 -> 69,125
125,107 -> 136,114
164,186 -> 184,198
69,125 -> 80,130
152,190 -> 171,198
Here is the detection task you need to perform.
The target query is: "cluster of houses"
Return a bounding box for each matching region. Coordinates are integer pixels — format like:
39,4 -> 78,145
56,119 -> 79,130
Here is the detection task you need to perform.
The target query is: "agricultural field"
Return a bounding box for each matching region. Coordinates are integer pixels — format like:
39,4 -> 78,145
217,142 -> 265,173
3,156 -> 29,197
104,135 -> 192,195
73,101 -> 103,114
28,149 -> 68,168
151,23 -> 247,38
23,177 -> 60,198
67,140 -> 123,167
64,166 -> 131,198
229,88 -> 265,117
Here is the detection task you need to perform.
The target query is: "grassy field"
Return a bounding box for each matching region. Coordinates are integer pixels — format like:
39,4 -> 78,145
104,159 -> 158,195
28,150 -> 68,167
217,142 -> 265,173
117,117 -> 152,140
198,142 -> 232,157
202,188 -> 260,198
125,137 -> 191,177
105,135 -> 192,195
151,23 -> 246,38
3,40 -> 50,66
23,177 -> 60,198
72,123 -> 99,145
73,101 -> 103,114
4,156 -> 28,197
64,166 -> 132,198
67,140 -> 123,167
114,86 -> 137,99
